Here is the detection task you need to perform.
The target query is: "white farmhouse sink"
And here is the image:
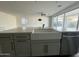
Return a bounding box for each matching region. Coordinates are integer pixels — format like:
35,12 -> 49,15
31,28 -> 61,40
32,28 -> 58,33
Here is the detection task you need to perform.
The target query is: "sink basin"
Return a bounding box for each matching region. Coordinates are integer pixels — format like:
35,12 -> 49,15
32,28 -> 58,33
31,28 -> 61,40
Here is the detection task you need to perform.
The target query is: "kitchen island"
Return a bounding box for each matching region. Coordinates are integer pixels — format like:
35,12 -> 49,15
0,28 -> 61,57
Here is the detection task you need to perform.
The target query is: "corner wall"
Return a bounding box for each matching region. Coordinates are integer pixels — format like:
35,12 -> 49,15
0,12 -> 17,31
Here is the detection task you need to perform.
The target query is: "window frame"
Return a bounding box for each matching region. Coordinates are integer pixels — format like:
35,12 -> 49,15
52,8 -> 79,31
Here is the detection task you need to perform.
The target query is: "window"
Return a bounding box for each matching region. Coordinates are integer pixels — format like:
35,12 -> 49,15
52,8 -> 79,31
21,16 -> 28,29
57,14 -> 64,31
21,17 -> 28,25
52,17 -> 58,30
64,10 -> 79,31
52,14 -> 64,31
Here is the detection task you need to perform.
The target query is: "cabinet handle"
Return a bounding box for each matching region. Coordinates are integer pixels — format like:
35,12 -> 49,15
0,37 -> 10,38
16,40 -> 26,42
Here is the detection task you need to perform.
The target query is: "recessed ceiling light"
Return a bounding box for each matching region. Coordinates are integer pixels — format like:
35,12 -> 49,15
58,5 -> 62,7
56,1 -> 62,8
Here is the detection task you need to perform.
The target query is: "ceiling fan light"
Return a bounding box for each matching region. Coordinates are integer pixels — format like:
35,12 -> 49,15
38,18 -> 42,21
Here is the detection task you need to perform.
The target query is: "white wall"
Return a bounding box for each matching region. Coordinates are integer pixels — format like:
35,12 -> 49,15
17,15 -> 49,28
27,15 -> 49,28
0,12 -> 17,31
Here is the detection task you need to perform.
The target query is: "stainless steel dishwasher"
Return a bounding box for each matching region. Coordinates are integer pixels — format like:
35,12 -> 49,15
60,32 -> 79,56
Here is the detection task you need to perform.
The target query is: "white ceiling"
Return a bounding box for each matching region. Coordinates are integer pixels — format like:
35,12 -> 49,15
0,1 -> 77,16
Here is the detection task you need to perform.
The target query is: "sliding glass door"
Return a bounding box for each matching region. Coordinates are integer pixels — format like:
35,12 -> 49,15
64,10 -> 79,31
52,14 -> 64,31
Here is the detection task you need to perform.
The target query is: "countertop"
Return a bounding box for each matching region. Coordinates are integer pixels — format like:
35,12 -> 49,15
0,27 -> 33,33
0,27 -> 60,33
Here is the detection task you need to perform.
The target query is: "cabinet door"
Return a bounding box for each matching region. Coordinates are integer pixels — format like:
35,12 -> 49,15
0,34 -> 11,56
15,39 -> 26,56
14,33 -> 31,57
31,44 -> 44,56
15,39 -> 30,57
48,42 -> 60,55
31,40 -> 60,56
31,40 -> 44,56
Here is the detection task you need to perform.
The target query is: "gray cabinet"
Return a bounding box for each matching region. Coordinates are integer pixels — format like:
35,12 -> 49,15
31,43 -> 44,56
14,33 -> 31,57
0,33 -> 60,57
48,42 -> 60,55
31,40 -> 60,56
0,33 -> 13,56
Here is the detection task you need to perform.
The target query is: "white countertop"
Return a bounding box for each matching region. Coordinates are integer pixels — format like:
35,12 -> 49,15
0,27 -> 33,33
0,27 -> 61,33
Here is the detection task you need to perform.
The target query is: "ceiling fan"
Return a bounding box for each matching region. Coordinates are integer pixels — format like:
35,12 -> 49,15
38,12 -> 46,21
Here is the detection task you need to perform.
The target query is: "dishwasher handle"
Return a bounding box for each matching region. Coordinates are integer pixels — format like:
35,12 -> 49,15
63,35 -> 79,37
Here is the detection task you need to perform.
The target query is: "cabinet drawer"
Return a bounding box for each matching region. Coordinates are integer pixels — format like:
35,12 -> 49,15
0,33 -> 11,38
14,33 -> 30,39
15,39 -> 26,43
31,40 -> 60,44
